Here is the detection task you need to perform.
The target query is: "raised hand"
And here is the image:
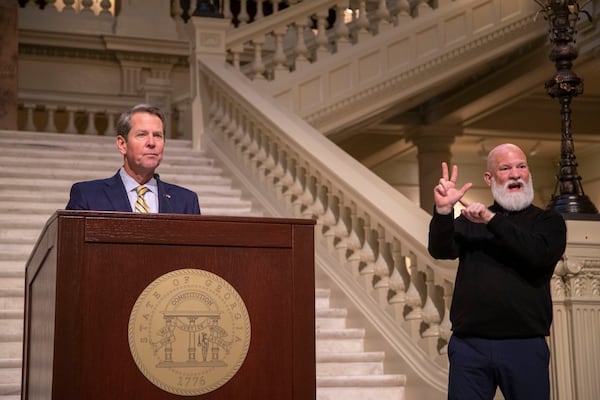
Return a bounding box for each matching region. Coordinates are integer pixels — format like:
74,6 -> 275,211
433,162 -> 472,215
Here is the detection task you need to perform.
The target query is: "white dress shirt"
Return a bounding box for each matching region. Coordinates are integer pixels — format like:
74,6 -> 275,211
119,167 -> 159,213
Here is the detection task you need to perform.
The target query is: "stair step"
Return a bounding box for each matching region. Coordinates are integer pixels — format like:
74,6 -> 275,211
317,375 -> 406,400
316,308 -> 348,329
0,289 -> 24,311
316,329 -> 366,353
0,383 -> 20,397
0,358 -> 21,391
0,342 -> 22,360
0,263 -> 25,274
0,157 -> 222,175
0,172 -> 234,187
0,243 -> 35,258
315,288 -> 331,309
0,227 -> 45,242
0,317 -> 23,339
0,276 -> 24,290
317,352 -> 386,376
317,374 -> 406,387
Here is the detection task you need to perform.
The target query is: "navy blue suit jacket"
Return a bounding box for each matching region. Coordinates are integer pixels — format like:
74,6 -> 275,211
66,172 -> 201,214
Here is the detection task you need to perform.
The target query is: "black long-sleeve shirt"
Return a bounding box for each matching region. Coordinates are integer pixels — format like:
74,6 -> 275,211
428,203 -> 567,338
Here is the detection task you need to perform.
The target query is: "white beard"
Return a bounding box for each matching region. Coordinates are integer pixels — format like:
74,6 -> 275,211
491,176 -> 534,211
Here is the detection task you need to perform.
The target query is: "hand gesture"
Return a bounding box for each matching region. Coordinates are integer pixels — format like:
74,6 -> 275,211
434,162 -> 472,215
459,198 -> 495,224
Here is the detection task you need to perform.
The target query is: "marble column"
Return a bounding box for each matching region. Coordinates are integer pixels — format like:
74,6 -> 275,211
411,126 -> 460,213
0,2 -> 18,130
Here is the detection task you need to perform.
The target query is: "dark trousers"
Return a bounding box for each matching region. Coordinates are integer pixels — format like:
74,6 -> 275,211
447,335 -> 550,400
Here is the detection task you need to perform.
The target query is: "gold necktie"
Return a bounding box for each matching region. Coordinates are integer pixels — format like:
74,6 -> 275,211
135,185 -> 151,213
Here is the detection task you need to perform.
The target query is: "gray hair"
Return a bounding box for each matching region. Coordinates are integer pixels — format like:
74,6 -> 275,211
115,104 -> 166,139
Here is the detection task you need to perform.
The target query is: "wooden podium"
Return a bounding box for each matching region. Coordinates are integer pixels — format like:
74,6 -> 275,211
21,211 -> 316,399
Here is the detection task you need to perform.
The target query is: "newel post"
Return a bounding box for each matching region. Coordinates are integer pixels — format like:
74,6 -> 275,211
187,17 -> 229,151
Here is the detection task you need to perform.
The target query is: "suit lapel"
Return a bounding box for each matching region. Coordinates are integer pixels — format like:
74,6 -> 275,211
157,179 -> 174,213
104,172 -> 132,212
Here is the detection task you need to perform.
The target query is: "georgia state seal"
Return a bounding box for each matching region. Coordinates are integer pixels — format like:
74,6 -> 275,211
128,268 -> 251,396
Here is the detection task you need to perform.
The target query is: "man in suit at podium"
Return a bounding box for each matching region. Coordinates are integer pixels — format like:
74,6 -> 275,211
66,104 -> 201,214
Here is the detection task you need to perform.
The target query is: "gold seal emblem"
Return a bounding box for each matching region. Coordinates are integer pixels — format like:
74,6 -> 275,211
128,269 -> 251,396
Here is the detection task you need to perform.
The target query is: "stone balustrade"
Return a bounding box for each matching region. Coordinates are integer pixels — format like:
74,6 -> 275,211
193,50 -> 600,397
13,0 -> 600,397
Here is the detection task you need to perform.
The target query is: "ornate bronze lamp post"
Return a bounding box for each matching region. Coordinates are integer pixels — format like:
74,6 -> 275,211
537,0 -> 598,214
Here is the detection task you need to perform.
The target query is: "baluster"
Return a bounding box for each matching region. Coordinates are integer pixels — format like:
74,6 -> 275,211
80,0 -> 94,14
239,114 -> 252,150
375,0 -> 391,32
246,121 -> 260,160
207,89 -> 221,133
271,26 -> 290,78
229,44 -> 243,73
63,0 -> 76,13
45,0 -> 60,12
230,107 -> 244,143
438,281 -> 453,355
289,162 -> 306,215
280,157 -> 297,206
298,183 -> 316,218
345,205 -> 363,273
314,9 -> 331,60
322,191 -> 340,249
314,182 -> 332,238
255,135 -> 272,184
254,133 -> 268,167
262,140 -> 277,180
394,0 -> 411,25
355,0 -> 370,42
388,240 -> 410,320
44,105 -> 57,133
404,254 -> 424,322
413,0 -> 433,17
251,39 -> 267,80
238,0 -> 250,25
24,103 -> 36,132
358,223 -> 376,287
223,102 -> 236,138
24,0 -> 39,9
255,0 -> 264,20
222,0 -> 233,23
270,146 -> 288,198
218,97 -> 232,136
298,168 -> 317,216
235,113 -> 249,158
372,229 -> 392,305
99,0 -> 112,16
105,111 -> 116,136
334,1 -> 351,53
309,177 -> 327,226
84,110 -> 97,135
421,266 -> 442,341
333,201 -> 351,262
65,106 -> 78,133
238,120 -> 255,168
293,17 -> 311,70
272,0 -> 282,13
250,127 -> 266,178
388,271 -> 407,320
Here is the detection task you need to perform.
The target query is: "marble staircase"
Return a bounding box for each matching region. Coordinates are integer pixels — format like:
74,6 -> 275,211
0,130 -> 405,400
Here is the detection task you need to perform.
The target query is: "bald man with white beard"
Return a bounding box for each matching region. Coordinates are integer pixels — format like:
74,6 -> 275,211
428,143 -> 567,400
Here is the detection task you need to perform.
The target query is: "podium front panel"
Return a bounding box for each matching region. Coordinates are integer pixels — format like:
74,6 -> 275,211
22,212 -> 316,400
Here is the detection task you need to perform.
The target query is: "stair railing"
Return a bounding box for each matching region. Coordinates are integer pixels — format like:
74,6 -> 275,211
192,51 -> 453,390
